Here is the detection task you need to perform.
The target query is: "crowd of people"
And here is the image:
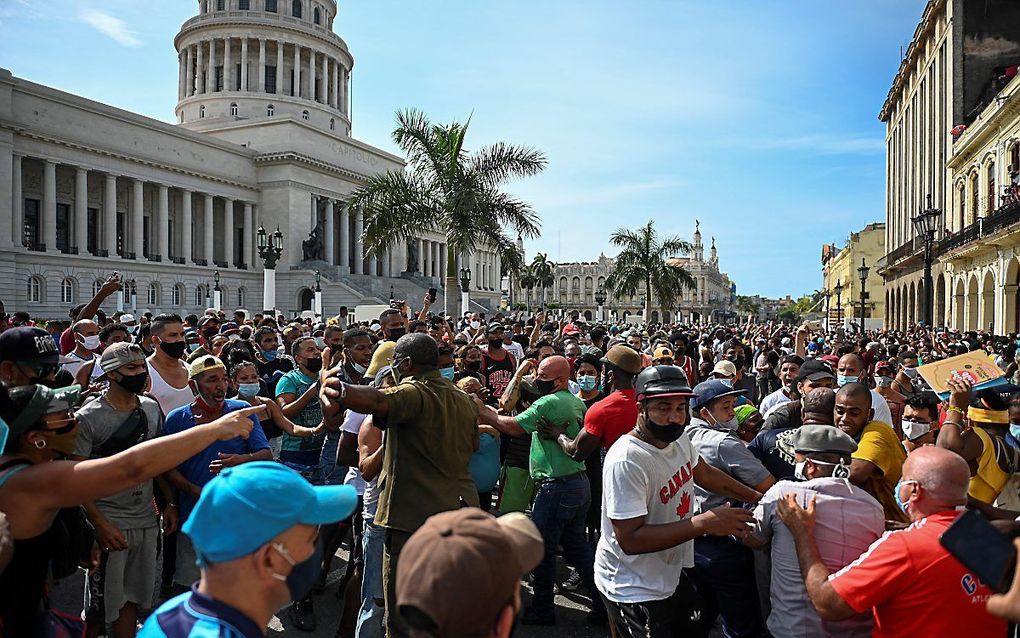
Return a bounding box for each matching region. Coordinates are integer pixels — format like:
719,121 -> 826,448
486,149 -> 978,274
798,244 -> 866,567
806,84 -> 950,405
3,275 -> 1020,638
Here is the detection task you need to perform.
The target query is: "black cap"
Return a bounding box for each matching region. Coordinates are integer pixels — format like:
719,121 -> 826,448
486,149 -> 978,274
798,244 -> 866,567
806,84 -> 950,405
796,359 -> 836,383
485,322 -> 504,334
0,327 -> 59,364
635,365 -> 695,401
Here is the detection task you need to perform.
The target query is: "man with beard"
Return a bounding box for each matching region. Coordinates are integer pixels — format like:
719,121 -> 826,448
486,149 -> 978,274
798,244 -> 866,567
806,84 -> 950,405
595,366 -> 759,637
162,356 -> 272,592
74,343 -> 174,638
380,308 -> 407,341
146,314 -> 195,418
481,322 -> 517,406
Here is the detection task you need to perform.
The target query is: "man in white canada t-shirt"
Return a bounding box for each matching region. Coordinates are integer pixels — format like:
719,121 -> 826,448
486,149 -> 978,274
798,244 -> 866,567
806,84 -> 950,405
596,365 -> 765,637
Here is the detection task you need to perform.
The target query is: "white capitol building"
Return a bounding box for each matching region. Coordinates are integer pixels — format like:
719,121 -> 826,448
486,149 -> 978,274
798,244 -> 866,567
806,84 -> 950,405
0,0 -> 504,318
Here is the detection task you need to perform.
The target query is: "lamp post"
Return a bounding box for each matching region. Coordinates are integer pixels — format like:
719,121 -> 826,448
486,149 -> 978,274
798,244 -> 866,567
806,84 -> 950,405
389,285 -> 395,305
314,270 -> 322,318
857,258 -> 870,334
911,194 -> 942,326
129,279 -> 137,312
213,270 -> 222,311
823,288 -> 831,332
257,225 -> 284,314
459,266 -> 472,316
595,288 -> 607,322
834,279 -> 843,330
204,283 -> 211,309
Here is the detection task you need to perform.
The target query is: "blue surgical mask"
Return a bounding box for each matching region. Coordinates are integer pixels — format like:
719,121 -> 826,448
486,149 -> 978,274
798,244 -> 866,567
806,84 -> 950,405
837,374 -> 858,386
894,479 -> 917,514
1010,424 -> 1020,441
440,366 -> 455,380
577,375 -> 597,392
263,349 -> 279,361
237,382 -> 260,397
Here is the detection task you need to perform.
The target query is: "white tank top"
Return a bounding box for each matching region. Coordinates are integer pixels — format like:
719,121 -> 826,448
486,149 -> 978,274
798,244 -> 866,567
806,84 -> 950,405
147,360 -> 194,418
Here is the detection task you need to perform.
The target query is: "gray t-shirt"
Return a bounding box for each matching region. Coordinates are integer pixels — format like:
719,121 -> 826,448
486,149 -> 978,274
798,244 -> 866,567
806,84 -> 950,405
752,478 -> 883,638
686,417 -> 771,511
74,394 -> 163,530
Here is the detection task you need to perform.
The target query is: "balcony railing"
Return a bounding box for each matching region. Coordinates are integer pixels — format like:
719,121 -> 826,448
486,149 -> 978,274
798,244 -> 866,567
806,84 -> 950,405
885,236 -> 923,266
937,197 -> 1020,255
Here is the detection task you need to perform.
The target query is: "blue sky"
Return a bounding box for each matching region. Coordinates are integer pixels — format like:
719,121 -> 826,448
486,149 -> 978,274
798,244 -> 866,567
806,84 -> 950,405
0,0 -> 927,298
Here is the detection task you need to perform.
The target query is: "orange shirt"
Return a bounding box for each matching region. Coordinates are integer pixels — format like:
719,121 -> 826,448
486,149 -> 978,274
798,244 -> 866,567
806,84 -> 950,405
828,511 -> 1005,638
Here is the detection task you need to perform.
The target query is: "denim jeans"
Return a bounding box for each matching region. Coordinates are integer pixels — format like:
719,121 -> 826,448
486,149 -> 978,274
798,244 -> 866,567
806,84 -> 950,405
319,430 -> 346,485
529,474 -> 604,618
355,515 -> 385,638
690,536 -> 768,638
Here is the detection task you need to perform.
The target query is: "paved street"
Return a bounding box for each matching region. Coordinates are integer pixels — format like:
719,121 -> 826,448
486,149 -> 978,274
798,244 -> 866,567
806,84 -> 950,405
50,544 -> 605,638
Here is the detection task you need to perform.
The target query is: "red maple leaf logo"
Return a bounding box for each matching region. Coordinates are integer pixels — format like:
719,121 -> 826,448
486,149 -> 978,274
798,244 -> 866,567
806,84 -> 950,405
676,491 -> 691,518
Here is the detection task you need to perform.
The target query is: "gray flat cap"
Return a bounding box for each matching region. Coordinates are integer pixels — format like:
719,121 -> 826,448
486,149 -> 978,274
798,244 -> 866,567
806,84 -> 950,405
793,425 -> 858,455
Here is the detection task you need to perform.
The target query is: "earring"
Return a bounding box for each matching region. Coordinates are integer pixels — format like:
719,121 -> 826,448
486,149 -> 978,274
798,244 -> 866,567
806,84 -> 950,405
34,439 -> 46,449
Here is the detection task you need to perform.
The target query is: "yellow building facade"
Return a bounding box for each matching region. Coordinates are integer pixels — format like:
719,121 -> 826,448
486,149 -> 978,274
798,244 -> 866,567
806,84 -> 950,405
822,223 -> 887,329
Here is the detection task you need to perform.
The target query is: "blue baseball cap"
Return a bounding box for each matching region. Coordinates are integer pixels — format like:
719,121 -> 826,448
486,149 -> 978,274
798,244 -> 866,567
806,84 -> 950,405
183,461 -> 358,564
690,379 -> 747,411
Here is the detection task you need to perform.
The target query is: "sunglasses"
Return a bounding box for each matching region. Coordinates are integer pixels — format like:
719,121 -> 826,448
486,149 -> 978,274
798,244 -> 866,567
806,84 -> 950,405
20,362 -> 60,379
42,416 -> 78,435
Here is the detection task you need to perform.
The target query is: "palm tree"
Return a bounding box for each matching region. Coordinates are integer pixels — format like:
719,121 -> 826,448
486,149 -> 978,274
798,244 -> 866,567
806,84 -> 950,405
605,220 -> 696,321
349,108 -> 547,315
518,265 -> 536,308
531,252 -> 554,306
497,242 -> 525,307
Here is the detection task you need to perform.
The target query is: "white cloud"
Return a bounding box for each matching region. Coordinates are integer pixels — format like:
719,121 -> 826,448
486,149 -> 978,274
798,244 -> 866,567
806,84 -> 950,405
79,9 -> 142,47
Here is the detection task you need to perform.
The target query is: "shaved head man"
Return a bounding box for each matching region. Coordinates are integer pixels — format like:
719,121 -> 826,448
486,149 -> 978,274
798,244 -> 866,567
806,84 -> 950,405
836,353 -> 894,428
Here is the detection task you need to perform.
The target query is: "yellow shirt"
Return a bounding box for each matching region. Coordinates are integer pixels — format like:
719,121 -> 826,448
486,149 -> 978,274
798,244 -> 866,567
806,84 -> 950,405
853,421 -> 908,522
969,427 -> 1011,504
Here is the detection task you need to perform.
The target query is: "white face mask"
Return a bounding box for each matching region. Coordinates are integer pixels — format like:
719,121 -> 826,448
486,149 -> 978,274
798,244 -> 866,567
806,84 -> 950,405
81,335 -> 101,351
793,460 -> 809,481
470,321 -> 480,330
900,419 -> 931,441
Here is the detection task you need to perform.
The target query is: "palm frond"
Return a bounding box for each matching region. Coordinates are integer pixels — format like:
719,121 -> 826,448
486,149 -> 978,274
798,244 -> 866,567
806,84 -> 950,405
469,142 -> 548,186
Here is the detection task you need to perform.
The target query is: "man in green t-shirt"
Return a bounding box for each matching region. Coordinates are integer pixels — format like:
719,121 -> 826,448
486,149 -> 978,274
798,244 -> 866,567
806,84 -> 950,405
478,356 -> 606,626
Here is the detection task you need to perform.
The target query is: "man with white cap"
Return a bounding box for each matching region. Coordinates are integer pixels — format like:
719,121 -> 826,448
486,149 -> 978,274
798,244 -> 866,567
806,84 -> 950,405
746,425 -> 884,637
396,509 -> 543,638
138,462 -> 358,637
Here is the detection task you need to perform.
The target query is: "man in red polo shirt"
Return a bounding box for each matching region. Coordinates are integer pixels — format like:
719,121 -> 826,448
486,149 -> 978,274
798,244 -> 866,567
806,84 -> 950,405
540,345 -> 642,460
777,446 -> 1005,638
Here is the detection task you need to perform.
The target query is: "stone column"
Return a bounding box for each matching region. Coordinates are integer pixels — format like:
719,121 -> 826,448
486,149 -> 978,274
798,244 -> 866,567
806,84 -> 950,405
324,199 -> 335,265
276,41 -> 284,95
181,189 -> 193,263
367,254 -> 377,277
495,252 -> 501,292
417,239 -> 425,273
104,174 -> 117,256
224,198 -> 235,267
338,202 -> 349,271
341,68 -> 347,114
293,45 -> 301,97
74,167 -> 88,254
257,38 -> 266,92
11,155 -> 22,248
320,54 -> 327,104
42,160 -> 56,252
196,41 -> 204,94
184,47 -> 194,98
309,50 -> 316,101
383,248 -> 393,277
243,202 -> 253,269
224,37 -> 232,91
131,178 -> 144,259
440,243 -> 447,282
178,51 -> 185,101
204,194 -> 214,265
158,184 -> 169,261
353,209 -> 364,274
207,39 -> 216,93
423,240 -> 432,277
333,61 -> 340,108
241,38 -> 249,91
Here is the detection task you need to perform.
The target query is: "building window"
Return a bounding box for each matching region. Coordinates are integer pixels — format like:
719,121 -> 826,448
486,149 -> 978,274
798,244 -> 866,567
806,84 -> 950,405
971,173 -> 979,220
958,185 -> 966,230
200,105 -> 206,118
217,0 -> 225,10
23,198 -> 40,250
148,283 -> 159,306
61,278 -> 74,304
265,0 -> 277,12
292,0 -> 302,18
87,207 -> 99,255
93,279 -> 104,297
329,118 -> 335,130
267,104 -> 275,116
238,287 -> 246,308
195,286 -> 205,307
27,276 -> 42,303
314,7 -> 321,24
55,203 -> 70,253
230,102 -> 239,116
302,110 -> 310,120
265,66 -> 277,93
215,66 -> 224,91
172,284 -> 183,306
239,0 -> 249,8
988,160 -> 996,214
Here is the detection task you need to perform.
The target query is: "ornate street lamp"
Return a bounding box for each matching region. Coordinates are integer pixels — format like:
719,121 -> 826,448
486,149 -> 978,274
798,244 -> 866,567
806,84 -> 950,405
595,287 -> 607,322
823,288 -> 831,332
314,270 -> 323,318
857,258 -> 870,334
834,279 -> 843,330
389,285 -> 395,304
257,225 -> 285,313
459,266 -> 472,316
213,270 -> 222,311
911,195 -> 942,326
129,278 -> 137,311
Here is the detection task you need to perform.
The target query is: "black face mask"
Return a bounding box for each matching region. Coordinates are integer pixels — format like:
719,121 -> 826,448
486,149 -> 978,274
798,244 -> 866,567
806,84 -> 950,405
644,413 -> 686,443
159,340 -> 187,359
488,339 -> 504,349
115,371 -> 149,394
387,327 -> 406,340
535,378 -> 557,396
202,328 -> 217,342
465,360 -> 482,372
303,357 -> 323,374
728,356 -> 746,370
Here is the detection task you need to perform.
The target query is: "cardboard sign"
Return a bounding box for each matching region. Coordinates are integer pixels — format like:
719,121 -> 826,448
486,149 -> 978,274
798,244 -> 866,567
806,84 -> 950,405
916,351 -> 1007,399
